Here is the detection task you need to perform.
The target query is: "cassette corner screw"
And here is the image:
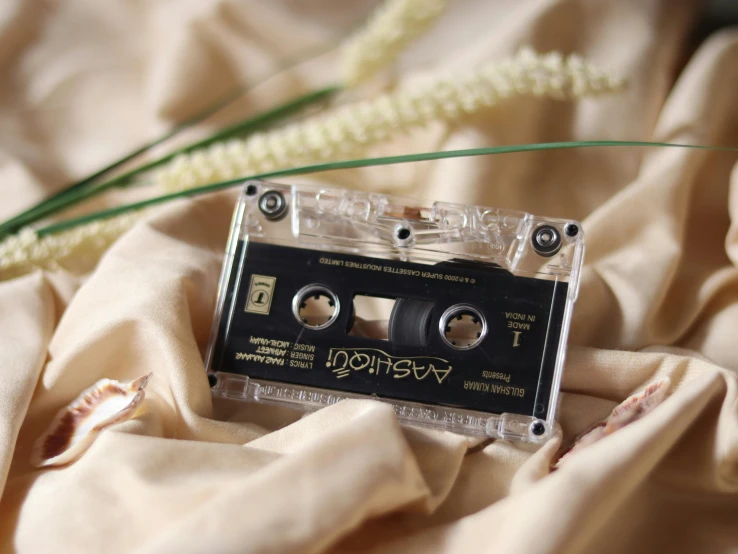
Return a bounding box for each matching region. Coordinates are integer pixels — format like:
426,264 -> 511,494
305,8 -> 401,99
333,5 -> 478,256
531,421 -> 546,436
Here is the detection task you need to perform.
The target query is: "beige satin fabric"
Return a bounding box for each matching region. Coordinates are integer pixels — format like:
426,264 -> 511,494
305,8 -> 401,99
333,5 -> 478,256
1,0 -> 737,552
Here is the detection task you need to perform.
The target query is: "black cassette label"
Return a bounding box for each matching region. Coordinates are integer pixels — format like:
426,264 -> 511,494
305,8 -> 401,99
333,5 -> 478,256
210,241 -> 569,419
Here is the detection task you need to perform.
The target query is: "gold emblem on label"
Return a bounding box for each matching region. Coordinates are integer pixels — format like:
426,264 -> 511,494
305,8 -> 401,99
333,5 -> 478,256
245,274 -> 277,314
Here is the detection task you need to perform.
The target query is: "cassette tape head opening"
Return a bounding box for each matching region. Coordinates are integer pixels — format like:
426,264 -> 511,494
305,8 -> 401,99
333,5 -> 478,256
205,180 -> 584,444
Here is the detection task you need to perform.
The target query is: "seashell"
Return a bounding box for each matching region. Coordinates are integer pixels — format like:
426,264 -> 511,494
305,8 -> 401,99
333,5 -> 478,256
556,377 -> 671,467
604,378 -> 670,433
31,373 -> 153,468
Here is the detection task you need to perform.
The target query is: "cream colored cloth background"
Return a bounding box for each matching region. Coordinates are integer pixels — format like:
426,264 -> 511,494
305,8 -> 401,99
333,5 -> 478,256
2,0 -> 738,552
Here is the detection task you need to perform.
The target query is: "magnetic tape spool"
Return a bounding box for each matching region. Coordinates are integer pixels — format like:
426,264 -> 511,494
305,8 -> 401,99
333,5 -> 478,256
387,298 -> 434,347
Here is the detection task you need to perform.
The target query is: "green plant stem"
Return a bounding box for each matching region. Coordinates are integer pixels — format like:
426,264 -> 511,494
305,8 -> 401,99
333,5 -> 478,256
0,85 -> 340,239
0,0 -> 375,238
0,141 -> 165,237
35,140 -> 738,238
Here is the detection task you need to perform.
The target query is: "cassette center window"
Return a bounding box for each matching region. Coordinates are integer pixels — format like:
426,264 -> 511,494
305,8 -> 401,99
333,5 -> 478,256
206,181 -> 584,444
349,295 -> 396,341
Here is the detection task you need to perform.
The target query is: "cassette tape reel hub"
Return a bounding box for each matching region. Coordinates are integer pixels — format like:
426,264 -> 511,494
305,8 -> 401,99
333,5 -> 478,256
206,180 -> 584,444
293,284 -> 340,330
439,304 -> 487,350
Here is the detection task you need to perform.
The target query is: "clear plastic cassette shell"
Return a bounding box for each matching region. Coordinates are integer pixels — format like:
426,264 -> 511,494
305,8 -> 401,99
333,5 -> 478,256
206,180 -> 585,444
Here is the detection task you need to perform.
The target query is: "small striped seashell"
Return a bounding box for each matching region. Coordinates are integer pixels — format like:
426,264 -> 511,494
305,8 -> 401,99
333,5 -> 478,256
555,377 -> 671,467
31,373 -> 153,468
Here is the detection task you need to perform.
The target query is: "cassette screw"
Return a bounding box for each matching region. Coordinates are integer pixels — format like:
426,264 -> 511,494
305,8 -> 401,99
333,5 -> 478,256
258,190 -> 288,220
530,421 -> 546,436
531,225 -> 562,256
565,223 -> 579,237
245,183 -> 258,196
394,225 -> 413,246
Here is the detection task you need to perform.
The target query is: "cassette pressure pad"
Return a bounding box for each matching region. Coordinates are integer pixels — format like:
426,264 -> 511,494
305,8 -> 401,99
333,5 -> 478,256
206,181 -> 584,444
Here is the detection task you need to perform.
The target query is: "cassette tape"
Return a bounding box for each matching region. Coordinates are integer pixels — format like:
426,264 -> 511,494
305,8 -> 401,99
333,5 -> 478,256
206,180 -> 584,443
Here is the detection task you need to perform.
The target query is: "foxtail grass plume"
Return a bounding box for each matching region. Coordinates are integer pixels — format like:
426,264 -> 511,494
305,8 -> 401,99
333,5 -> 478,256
0,0 -> 445,240
0,50 -> 625,281
342,0 -> 449,86
157,49 -> 625,193
0,211 -> 143,280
